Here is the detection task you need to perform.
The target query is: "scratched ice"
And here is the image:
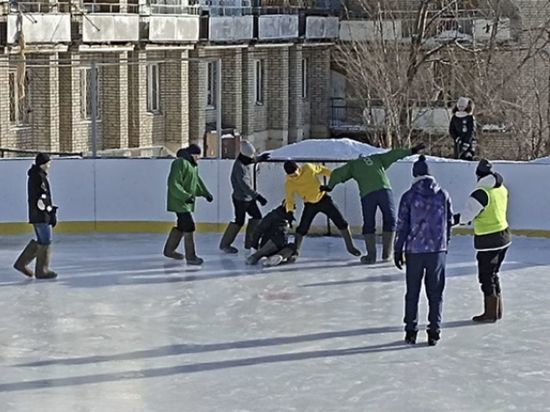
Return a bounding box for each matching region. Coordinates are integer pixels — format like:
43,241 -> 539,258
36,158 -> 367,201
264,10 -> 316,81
0,233 -> 549,411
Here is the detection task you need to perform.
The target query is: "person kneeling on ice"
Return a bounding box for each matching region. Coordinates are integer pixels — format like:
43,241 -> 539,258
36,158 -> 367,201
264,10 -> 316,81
163,144 -> 213,265
246,203 -> 296,267
394,155 -> 454,346
454,159 -> 511,323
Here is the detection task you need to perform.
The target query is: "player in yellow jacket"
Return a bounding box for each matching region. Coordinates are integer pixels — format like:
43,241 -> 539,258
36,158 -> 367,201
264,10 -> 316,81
283,160 -> 360,259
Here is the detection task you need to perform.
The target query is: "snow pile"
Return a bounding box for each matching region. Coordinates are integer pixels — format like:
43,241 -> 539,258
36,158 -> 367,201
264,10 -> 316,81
265,138 -> 388,161
529,156 -> 550,164
265,138 -> 463,163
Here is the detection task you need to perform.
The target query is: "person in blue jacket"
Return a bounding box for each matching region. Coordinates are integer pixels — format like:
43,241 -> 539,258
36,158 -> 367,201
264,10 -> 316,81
394,155 -> 454,346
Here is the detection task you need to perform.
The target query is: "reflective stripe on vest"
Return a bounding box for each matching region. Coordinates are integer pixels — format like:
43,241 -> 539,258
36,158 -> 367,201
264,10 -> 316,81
473,185 -> 508,236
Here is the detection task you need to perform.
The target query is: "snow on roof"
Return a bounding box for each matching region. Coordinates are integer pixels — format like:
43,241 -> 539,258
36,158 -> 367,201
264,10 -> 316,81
264,138 -> 465,163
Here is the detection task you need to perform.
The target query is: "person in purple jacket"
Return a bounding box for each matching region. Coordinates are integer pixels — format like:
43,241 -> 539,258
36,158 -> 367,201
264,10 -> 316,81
394,155 -> 454,346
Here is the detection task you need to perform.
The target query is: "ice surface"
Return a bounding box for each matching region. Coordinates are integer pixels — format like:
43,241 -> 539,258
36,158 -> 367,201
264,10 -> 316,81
1,233 -> 549,411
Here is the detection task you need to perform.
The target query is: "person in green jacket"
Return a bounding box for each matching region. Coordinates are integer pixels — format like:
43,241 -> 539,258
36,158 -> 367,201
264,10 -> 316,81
163,144 -> 213,265
323,144 -> 425,264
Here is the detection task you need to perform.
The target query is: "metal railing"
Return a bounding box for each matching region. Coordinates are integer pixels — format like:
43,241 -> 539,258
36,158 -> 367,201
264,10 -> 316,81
81,1 -> 139,13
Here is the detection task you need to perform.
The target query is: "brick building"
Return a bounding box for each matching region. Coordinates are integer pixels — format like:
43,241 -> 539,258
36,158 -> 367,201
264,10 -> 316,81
0,0 -> 339,156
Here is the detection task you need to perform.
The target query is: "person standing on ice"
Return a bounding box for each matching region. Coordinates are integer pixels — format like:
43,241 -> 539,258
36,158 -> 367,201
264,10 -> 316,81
323,143 -> 425,264
163,144 -> 213,265
283,160 -> 360,259
246,202 -> 297,267
394,155 -> 453,346
449,97 -> 476,160
219,140 -> 270,255
13,153 -> 58,279
454,159 -> 511,322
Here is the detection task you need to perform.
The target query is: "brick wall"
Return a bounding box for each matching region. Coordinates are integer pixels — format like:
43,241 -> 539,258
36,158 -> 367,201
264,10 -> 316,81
164,49 -> 190,152
102,52 -> 129,149
288,45 -> 304,144
306,46 -> 330,138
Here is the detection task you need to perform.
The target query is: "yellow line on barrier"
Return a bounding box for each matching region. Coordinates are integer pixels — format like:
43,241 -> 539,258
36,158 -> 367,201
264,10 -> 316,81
1,222 -> 549,238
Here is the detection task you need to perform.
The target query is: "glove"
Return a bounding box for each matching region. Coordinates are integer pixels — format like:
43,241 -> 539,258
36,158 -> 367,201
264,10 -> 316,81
411,143 -> 426,154
319,185 -> 332,193
452,213 -> 461,226
256,194 -> 268,206
49,206 -> 58,228
257,153 -> 270,162
394,251 -> 404,270
205,194 -> 214,203
185,197 -> 195,205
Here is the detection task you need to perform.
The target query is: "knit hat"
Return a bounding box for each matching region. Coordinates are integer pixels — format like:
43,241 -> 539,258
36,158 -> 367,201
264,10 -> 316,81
176,144 -> 201,158
457,96 -> 469,110
412,155 -> 430,177
476,159 -> 493,178
240,140 -> 256,158
35,153 -> 51,166
283,160 -> 299,175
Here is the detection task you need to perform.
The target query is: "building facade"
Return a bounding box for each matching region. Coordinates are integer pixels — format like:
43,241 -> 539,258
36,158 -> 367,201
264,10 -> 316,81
0,0 -> 339,156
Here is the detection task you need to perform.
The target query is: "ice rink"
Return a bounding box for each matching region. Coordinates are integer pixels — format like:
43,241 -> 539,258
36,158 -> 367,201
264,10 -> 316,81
1,233 -> 549,411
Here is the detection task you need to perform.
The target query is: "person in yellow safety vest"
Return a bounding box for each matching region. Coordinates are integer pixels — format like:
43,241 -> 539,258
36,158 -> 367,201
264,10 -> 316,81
454,159 -> 511,322
283,160 -> 361,260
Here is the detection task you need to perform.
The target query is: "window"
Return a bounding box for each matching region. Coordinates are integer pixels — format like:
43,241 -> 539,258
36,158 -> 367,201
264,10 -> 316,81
254,59 -> 264,105
207,61 -> 217,108
9,71 -> 30,126
80,68 -> 100,120
147,63 -> 160,113
301,58 -> 308,99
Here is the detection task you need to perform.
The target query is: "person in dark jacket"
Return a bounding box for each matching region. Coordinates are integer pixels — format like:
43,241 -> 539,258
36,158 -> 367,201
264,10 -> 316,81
13,153 -> 58,279
219,140 -> 270,255
449,97 -> 476,160
394,155 -> 453,346
163,144 -> 213,265
454,159 -> 511,322
245,203 -> 296,267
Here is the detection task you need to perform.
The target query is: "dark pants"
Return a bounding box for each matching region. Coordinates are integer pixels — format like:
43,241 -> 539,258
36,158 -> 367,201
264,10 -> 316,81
233,198 -> 262,226
476,248 -> 508,296
404,252 -> 446,332
361,189 -> 396,234
296,195 -> 348,236
33,223 -> 52,245
176,212 -> 195,232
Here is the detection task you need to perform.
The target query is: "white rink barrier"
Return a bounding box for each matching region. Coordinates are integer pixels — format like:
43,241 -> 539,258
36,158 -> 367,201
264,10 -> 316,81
0,158 -> 547,235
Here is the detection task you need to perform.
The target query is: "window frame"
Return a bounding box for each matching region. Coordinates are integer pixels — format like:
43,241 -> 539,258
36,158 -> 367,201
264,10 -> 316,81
146,63 -> 161,114
9,70 -> 31,127
80,67 -> 101,121
301,58 -> 308,99
254,59 -> 265,105
206,61 -> 217,109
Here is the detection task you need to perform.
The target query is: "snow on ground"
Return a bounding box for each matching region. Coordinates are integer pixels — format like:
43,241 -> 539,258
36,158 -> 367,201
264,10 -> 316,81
1,233 -> 549,411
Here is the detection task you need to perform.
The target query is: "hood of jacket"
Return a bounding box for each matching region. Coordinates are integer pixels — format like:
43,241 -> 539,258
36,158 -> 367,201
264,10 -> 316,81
28,164 -> 46,177
179,151 -> 197,167
411,175 -> 440,196
237,153 -> 254,166
477,172 -> 503,189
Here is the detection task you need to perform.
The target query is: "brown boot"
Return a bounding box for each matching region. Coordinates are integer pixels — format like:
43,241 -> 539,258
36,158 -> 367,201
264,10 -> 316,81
497,294 -> 503,320
14,240 -> 39,278
183,232 -> 203,265
360,234 -> 377,264
340,228 -> 361,257
163,227 -> 184,260
244,219 -> 261,251
382,231 -> 395,262
219,222 -> 241,254
472,295 -> 498,323
35,244 -> 58,279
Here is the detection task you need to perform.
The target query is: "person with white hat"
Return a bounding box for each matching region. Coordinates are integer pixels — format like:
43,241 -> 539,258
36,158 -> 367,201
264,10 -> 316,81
219,140 -> 270,254
449,96 -> 476,160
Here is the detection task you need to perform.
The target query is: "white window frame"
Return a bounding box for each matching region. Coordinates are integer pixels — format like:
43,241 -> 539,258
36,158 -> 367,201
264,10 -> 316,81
80,68 -> 100,120
9,71 -> 31,126
147,63 -> 161,114
301,58 -> 308,99
206,61 -> 217,109
254,59 -> 264,105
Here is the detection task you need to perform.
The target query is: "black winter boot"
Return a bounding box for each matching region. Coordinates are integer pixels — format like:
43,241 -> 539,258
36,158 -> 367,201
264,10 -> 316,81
14,240 -> 39,278
35,244 -> 58,279
427,329 -> 440,346
163,227 -> 184,260
219,222 -> 241,254
405,330 -> 417,345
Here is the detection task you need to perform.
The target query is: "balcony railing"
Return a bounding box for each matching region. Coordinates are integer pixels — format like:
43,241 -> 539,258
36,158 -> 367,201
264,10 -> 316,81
81,0 -> 139,13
